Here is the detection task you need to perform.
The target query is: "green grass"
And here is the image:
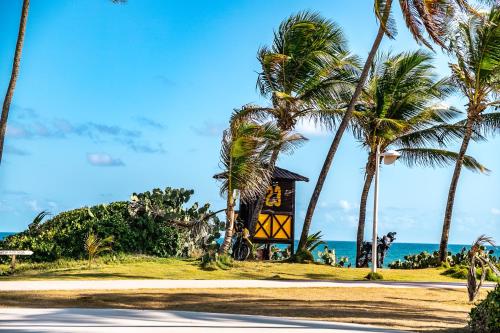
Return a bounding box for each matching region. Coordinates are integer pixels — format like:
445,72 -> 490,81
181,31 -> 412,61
0,254 -> 475,282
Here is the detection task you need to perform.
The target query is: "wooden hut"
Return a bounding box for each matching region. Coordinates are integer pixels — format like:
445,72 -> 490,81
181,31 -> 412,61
232,167 -> 308,255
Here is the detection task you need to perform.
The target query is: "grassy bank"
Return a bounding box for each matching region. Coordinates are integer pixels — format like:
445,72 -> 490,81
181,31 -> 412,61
0,255 -> 473,282
0,287 -> 484,332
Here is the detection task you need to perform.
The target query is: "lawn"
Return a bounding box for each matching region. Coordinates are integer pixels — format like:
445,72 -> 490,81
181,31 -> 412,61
0,255 -> 469,282
0,287 -> 485,332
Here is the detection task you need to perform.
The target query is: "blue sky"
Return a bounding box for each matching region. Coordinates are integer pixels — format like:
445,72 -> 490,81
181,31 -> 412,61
0,0 -> 498,244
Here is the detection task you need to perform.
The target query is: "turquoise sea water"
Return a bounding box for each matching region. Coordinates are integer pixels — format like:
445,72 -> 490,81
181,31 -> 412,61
0,232 -> 13,240
297,240 -> 498,267
1,232 -> 496,267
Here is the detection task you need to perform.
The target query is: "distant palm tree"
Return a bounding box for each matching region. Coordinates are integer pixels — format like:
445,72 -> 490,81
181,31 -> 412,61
350,51 -> 487,267
300,0 -> 494,253
217,120 -> 305,254
0,0 -> 29,164
233,11 -> 359,233
439,7 -> 500,262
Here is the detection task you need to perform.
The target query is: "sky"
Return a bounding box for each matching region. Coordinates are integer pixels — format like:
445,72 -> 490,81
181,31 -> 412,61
0,0 -> 498,244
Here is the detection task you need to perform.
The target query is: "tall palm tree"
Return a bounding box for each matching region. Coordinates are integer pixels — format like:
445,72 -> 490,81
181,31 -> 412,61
439,7 -> 500,262
300,0 -> 494,252
233,11 -> 359,234
351,51 -> 487,266
217,119 -> 305,254
0,0 -> 30,164
0,0 -> 125,164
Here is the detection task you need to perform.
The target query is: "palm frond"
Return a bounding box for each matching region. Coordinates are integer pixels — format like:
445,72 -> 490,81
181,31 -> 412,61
475,111 -> 500,136
306,231 -> 326,252
374,0 -> 397,38
393,123 -> 465,148
397,148 -> 489,172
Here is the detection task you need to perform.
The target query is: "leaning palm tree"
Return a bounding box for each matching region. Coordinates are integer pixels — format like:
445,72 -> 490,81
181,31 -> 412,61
300,0 -> 495,253
439,7 -> 500,262
233,11 -> 359,234
0,0 -> 125,164
0,0 -> 29,164
351,50 -> 488,266
466,235 -> 500,301
217,119 -> 305,254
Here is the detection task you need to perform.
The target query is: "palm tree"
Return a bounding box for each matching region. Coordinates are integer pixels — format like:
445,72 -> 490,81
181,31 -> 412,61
350,51 -> 487,266
85,232 -> 114,268
0,0 -> 30,164
217,120 -> 305,254
233,11 -> 359,234
439,7 -> 500,262
300,0 -> 494,253
0,0 -> 125,164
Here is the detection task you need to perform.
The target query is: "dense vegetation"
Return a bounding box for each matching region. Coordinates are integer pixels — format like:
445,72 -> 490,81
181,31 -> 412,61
468,283 -> 500,333
389,248 -> 500,283
0,188 -> 223,262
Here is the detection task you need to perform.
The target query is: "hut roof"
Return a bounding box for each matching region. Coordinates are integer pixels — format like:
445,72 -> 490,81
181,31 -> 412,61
213,166 -> 308,182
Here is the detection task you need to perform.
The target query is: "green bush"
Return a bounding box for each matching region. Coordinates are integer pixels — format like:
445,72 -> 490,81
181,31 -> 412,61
442,266 -> 500,282
0,188 -> 222,262
468,283 -> 500,332
389,248 -> 499,272
388,251 -> 440,269
292,249 -> 314,263
442,266 -> 468,279
365,272 -> 383,280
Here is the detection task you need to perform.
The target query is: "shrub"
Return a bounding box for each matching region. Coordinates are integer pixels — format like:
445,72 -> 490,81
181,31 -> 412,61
389,248 -> 499,272
468,283 -> 500,332
293,248 -> 314,263
0,187 -> 222,262
318,246 -> 336,266
442,266 -> 468,279
442,266 -> 500,282
388,251 -> 440,269
365,272 -> 383,280
200,250 -> 233,271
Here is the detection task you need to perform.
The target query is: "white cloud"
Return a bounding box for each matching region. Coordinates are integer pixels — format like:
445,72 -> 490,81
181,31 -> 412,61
87,153 -> 124,167
491,208 -> 500,216
295,119 -> 330,137
339,199 -> 351,211
6,125 -> 29,138
26,200 -> 41,212
432,102 -> 451,110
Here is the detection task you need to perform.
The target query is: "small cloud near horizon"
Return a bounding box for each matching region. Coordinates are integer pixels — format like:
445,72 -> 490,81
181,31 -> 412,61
87,153 -> 125,167
491,208 -> 500,216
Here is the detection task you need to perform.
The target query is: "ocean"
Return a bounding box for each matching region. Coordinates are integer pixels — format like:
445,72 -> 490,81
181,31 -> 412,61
291,240 -> 498,267
1,232 -> 496,267
0,232 -> 14,240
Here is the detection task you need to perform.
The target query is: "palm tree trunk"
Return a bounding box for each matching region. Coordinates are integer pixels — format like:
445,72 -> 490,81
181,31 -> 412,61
356,153 -> 376,267
219,192 -> 235,254
298,1 -> 392,252
439,116 -> 474,262
0,0 -> 30,164
248,148 -> 280,235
